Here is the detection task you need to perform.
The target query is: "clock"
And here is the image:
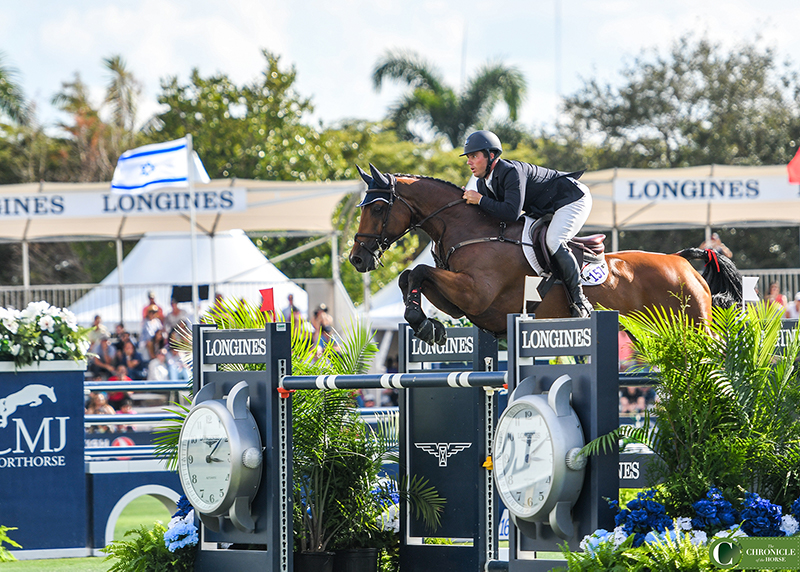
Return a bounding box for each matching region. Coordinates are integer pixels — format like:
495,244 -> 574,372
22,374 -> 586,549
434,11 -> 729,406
178,380 -> 263,533
493,374 -> 586,539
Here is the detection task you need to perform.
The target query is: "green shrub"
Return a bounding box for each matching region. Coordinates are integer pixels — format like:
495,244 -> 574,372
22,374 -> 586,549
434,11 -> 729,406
101,522 -> 195,572
0,525 -> 21,562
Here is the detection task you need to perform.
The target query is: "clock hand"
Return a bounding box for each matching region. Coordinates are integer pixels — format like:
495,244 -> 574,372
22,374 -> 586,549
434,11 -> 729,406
206,438 -> 223,463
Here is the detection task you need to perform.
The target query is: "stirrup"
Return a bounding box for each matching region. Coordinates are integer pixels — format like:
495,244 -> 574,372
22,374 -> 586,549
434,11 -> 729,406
570,298 -> 592,319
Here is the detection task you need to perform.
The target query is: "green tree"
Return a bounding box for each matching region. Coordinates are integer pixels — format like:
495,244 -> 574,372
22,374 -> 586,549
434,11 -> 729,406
0,51 -> 27,124
103,55 -> 142,158
372,49 -> 526,148
146,50 -> 348,182
561,34 -> 800,169
51,72 -> 114,182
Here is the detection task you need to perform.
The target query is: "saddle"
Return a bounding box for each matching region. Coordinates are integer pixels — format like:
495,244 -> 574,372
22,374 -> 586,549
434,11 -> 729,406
528,215 -> 606,275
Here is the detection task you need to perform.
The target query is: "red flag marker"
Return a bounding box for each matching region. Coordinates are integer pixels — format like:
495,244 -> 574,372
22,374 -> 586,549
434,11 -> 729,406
789,147 -> 800,184
259,288 -> 274,313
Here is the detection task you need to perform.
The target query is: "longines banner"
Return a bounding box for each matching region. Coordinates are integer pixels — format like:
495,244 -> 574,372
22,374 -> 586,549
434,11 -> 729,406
613,175 -> 798,203
0,187 -> 247,220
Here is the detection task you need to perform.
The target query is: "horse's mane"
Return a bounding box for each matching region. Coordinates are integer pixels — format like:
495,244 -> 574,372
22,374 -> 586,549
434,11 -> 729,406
394,173 -> 463,195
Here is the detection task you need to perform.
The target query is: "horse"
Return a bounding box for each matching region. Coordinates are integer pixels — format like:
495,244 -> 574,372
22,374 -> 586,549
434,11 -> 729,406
349,164 -> 742,345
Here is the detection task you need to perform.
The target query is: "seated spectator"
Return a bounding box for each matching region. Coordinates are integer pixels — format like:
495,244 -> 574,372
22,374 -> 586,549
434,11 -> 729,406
163,298 -> 189,334
116,396 -> 137,432
85,392 -> 116,433
113,328 -> 137,355
787,292 -> 800,320
147,348 -> 170,381
142,290 -> 165,321
88,336 -> 117,379
166,345 -> 190,382
146,328 -> 168,360
766,282 -> 788,314
117,340 -> 148,380
140,306 -> 163,354
108,364 -> 133,410
87,314 -> 110,346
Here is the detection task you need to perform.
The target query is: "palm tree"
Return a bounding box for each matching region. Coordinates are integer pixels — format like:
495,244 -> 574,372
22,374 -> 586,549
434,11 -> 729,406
52,72 -> 113,181
103,55 -> 141,155
372,49 -> 526,148
0,51 -> 28,124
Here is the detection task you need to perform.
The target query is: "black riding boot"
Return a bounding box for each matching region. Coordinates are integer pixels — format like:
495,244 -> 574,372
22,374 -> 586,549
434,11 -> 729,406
552,244 -> 592,318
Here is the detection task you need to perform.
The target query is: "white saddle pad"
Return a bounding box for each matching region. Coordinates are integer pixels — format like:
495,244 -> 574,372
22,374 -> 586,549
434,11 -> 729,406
521,216 -> 609,287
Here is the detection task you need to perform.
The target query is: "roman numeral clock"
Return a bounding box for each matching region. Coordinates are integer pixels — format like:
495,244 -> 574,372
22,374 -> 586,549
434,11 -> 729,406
492,374 -> 587,540
177,380 -> 263,533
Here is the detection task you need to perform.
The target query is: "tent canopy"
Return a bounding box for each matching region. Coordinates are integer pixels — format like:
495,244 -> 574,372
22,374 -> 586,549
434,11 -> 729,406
69,230 -> 308,329
0,178 -> 362,242
582,165 -> 799,231
1,165 -> 796,244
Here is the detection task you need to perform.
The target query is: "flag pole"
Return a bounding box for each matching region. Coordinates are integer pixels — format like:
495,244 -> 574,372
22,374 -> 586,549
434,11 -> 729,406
187,134 -> 200,321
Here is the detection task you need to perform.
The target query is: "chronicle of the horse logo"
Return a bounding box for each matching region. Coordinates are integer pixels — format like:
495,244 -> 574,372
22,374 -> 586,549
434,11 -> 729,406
0,384 -> 57,428
415,442 -> 472,467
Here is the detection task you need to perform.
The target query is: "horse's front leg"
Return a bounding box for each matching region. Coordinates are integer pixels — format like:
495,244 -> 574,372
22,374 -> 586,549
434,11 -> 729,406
401,265 -> 484,346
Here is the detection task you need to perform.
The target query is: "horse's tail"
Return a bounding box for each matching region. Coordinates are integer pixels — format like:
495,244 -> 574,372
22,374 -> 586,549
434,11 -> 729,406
676,248 -> 742,308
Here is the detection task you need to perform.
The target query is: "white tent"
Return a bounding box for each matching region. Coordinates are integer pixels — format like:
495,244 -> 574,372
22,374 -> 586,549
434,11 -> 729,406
69,230 -> 308,329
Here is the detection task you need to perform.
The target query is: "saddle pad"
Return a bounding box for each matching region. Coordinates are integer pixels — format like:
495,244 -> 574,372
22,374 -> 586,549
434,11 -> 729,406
521,216 -> 609,287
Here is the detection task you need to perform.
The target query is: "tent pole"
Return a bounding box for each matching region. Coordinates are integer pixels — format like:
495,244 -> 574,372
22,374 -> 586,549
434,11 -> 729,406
187,135 -> 200,321
116,237 -> 125,327
21,239 -> 30,307
331,232 -> 340,318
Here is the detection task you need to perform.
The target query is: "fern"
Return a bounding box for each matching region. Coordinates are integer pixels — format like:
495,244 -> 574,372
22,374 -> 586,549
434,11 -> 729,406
101,523 -> 194,572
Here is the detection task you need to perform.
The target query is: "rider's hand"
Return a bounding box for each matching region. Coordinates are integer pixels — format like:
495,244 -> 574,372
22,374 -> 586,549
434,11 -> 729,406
463,189 -> 482,205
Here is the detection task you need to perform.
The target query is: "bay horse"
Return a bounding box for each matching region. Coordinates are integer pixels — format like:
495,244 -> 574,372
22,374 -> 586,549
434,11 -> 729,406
349,164 -> 742,345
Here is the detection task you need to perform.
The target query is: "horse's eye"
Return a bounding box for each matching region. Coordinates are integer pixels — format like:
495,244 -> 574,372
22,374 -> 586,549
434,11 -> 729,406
371,203 -> 384,214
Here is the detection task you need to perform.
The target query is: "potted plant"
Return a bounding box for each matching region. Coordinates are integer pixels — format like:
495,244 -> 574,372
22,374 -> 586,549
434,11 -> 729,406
0,302 -> 90,368
292,391 -> 443,572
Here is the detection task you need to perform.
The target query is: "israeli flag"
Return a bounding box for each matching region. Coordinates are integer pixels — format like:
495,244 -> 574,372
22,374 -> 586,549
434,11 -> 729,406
111,137 -> 210,194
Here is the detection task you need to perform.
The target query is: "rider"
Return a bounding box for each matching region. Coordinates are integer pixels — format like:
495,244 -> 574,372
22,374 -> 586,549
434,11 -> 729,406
460,130 -> 593,318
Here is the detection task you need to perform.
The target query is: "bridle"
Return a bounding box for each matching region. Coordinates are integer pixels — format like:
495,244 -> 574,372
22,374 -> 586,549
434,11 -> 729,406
353,174 -> 465,267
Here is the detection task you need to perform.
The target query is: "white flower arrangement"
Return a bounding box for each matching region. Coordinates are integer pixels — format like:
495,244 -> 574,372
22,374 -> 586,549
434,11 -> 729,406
0,302 -> 90,368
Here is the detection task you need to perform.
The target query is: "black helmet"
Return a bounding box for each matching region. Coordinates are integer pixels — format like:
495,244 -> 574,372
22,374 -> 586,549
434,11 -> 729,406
460,130 -> 503,157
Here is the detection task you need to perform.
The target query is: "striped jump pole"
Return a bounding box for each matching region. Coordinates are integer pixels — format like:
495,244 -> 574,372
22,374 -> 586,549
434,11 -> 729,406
280,370 -> 507,391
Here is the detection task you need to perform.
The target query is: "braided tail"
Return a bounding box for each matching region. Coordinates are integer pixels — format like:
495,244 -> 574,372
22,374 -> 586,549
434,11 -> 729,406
676,248 -> 743,308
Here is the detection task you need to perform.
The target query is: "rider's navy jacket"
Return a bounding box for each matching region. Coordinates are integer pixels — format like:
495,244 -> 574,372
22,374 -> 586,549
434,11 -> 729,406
475,159 -> 586,221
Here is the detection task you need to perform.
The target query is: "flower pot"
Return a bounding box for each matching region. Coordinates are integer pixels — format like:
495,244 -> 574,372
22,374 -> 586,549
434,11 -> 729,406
294,550 -> 335,572
333,548 -> 379,572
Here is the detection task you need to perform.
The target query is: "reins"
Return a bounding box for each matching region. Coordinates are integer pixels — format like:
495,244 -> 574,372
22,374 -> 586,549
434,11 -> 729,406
354,175 -> 535,270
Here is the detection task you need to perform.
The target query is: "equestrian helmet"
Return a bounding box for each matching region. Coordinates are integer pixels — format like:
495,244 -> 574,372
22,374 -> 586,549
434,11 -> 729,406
460,130 -> 503,157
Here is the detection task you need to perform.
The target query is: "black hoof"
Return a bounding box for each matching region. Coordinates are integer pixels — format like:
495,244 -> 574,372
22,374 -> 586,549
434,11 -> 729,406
432,319 -> 447,346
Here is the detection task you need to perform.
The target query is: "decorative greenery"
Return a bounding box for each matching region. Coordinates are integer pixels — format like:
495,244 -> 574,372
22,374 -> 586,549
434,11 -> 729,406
101,522 -> 194,572
581,301 -> 800,516
153,297 -> 444,564
0,301 -> 91,368
0,525 -> 21,562
569,301 -> 800,570
560,487 -> 800,571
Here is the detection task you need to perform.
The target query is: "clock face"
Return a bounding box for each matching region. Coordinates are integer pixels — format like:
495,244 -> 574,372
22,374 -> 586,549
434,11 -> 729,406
493,400 -> 554,518
179,405 -> 233,514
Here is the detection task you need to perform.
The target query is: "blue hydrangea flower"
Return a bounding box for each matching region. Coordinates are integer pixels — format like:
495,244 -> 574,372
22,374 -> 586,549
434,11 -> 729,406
740,492 -> 784,537
609,490 -> 673,547
791,498 -> 800,521
172,495 -> 193,519
691,487 -> 738,533
164,520 -> 199,552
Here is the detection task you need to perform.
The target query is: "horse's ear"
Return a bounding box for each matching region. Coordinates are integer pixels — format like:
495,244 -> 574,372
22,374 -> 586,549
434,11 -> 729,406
356,164 -> 373,187
369,163 -> 392,189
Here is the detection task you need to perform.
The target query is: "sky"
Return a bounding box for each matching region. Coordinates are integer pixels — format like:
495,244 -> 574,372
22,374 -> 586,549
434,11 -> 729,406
2,0 -> 800,142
